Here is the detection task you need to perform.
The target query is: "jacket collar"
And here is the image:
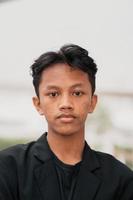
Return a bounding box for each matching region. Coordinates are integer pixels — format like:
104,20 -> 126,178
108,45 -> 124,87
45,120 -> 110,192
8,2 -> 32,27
33,133 -> 53,162
33,133 -> 101,200
73,141 -> 101,200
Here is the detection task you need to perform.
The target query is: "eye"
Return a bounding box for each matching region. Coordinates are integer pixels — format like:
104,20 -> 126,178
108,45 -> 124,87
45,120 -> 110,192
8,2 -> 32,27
73,91 -> 83,96
48,92 -> 59,97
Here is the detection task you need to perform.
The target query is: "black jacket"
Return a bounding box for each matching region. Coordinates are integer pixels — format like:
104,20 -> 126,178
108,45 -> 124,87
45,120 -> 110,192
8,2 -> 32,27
0,133 -> 133,200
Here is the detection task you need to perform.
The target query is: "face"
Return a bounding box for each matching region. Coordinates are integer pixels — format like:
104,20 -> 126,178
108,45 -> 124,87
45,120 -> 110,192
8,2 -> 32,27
33,63 -> 97,136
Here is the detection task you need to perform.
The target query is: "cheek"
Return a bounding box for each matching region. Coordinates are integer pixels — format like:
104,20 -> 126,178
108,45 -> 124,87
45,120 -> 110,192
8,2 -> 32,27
41,102 -> 57,119
75,104 -> 90,122
76,100 -> 90,113
43,107 -> 53,117
40,98 -> 51,111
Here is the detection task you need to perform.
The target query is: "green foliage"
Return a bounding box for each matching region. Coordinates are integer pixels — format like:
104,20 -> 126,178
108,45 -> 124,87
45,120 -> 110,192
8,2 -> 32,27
0,138 -> 29,150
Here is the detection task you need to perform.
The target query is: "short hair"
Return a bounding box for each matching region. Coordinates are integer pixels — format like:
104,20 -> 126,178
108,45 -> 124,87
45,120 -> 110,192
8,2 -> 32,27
30,44 -> 98,97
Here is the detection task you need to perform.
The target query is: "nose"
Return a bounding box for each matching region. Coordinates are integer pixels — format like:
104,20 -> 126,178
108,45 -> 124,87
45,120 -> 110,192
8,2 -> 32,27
58,94 -> 73,111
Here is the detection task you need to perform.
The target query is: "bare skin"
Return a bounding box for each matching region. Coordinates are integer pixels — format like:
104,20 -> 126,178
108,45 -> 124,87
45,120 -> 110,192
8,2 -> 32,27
47,128 -> 85,165
33,63 -> 97,165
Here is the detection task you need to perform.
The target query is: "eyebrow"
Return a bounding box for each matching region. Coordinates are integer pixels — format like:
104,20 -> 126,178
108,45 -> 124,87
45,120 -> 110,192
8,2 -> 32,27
45,83 -> 84,90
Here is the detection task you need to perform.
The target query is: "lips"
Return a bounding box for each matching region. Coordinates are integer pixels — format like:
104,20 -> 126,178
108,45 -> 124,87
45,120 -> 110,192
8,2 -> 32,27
57,114 -> 76,123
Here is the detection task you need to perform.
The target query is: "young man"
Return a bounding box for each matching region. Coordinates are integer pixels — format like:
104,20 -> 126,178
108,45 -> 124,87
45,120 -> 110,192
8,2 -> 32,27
0,44 -> 133,200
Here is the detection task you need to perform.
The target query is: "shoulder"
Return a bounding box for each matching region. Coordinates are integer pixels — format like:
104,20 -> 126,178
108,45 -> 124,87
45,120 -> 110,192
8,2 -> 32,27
94,149 -> 132,172
92,149 -> 133,184
0,140 -> 37,198
0,133 -> 48,168
93,150 -> 133,198
0,140 -> 37,176
0,140 -> 35,161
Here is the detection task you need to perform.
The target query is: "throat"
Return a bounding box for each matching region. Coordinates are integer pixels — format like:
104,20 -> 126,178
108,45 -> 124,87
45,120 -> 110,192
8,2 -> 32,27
47,132 -> 85,165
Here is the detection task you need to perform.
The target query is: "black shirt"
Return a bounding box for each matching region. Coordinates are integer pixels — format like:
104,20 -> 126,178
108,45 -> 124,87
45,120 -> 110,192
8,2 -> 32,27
53,155 -> 81,200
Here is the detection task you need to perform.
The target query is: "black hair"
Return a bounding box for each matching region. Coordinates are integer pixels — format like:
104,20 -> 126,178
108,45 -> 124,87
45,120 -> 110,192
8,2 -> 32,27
30,44 -> 98,97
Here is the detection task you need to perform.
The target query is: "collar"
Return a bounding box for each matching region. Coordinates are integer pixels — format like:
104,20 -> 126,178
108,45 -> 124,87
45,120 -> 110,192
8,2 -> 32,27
33,132 -> 100,172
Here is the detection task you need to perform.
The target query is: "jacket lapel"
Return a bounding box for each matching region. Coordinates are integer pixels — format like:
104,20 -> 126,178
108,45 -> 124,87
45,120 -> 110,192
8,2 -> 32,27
73,143 -> 101,200
73,166 -> 101,200
34,160 -> 60,200
33,133 -> 61,200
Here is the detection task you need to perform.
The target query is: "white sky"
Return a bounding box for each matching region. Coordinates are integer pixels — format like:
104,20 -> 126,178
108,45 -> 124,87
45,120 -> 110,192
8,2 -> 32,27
0,0 -> 133,92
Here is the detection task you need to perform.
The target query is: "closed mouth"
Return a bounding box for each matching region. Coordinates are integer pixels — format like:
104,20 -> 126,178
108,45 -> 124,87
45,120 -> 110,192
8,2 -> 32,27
57,114 -> 76,119
57,114 -> 76,123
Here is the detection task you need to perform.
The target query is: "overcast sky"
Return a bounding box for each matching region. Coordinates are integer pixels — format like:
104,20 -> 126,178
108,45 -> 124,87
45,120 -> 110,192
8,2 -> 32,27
0,0 -> 133,93
0,0 -> 133,140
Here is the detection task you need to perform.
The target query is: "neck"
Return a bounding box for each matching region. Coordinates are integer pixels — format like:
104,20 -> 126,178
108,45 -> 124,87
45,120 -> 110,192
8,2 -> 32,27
47,130 -> 85,165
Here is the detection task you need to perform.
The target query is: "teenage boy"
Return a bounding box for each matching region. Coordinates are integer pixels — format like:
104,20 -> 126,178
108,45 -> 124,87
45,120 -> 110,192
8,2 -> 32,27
0,44 -> 133,200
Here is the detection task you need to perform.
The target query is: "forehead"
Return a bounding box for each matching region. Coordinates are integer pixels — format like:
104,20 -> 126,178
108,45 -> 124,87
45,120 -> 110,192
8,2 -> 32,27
39,63 -> 91,89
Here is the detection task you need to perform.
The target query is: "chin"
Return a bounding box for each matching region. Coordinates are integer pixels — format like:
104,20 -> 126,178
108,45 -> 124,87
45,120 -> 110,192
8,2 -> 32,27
52,127 -> 79,137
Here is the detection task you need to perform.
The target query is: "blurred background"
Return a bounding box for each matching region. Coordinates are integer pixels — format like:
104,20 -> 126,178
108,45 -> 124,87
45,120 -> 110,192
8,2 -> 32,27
0,0 -> 133,169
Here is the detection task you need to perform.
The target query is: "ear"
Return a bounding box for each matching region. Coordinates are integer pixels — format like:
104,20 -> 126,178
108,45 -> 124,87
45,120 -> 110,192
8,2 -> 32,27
88,95 -> 98,113
32,96 -> 44,115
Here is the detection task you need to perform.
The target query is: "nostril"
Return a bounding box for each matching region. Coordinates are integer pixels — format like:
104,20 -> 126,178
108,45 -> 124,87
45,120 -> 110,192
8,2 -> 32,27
59,105 -> 73,110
